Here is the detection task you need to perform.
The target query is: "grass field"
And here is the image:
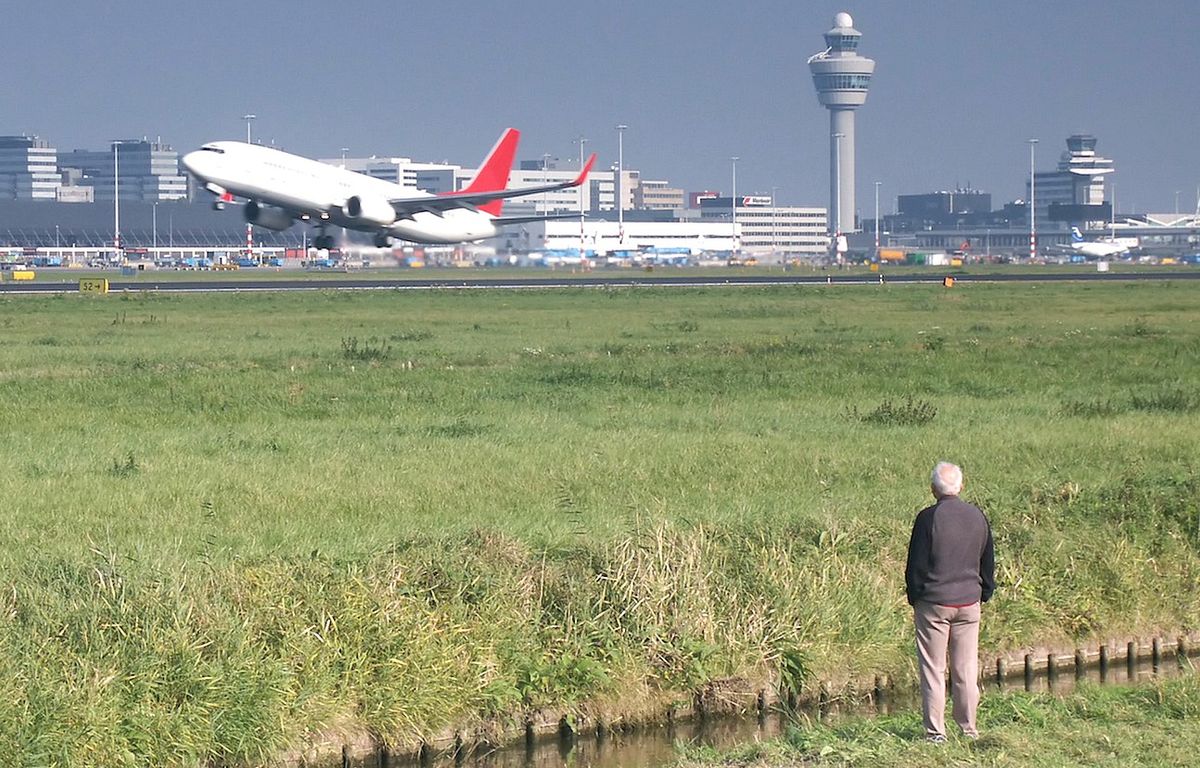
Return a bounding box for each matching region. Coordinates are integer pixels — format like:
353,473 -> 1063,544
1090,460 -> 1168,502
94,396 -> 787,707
680,674 -> 1200,768
0,280 -> 1197,765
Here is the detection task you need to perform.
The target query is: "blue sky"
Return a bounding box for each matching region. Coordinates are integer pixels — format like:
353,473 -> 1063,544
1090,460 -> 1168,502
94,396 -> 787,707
4,0 -> 1197,214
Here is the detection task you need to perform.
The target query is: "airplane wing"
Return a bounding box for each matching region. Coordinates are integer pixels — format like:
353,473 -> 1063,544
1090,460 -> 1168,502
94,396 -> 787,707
491,212 -> 586,226
387,154 -> 596,219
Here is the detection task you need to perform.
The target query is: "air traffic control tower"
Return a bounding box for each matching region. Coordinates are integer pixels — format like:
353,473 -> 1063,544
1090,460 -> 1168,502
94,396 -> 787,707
808,12 -> 874,238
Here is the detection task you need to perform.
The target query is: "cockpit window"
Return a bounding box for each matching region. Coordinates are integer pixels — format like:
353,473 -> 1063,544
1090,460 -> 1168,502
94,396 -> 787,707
200,146 -> 225,154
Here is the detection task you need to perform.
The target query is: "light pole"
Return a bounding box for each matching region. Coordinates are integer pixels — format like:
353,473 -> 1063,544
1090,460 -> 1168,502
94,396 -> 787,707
1028,138 -> 1038,261
152,201 -> 158,251
771,185 -> 779,263
243,115 -> 257,261
575,136 -> 588,260
873,180 -> 881,256
731,156 -> 739,258
616,124 -> 627,246
340,147 -> 349,169
113,140 -> 121,261
540,152 -> 552,217
832,133 -> 844,262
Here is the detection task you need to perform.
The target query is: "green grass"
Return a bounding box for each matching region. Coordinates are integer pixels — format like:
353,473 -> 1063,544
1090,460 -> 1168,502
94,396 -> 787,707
679,674 -> 1200,767
0,281 -> 1198,765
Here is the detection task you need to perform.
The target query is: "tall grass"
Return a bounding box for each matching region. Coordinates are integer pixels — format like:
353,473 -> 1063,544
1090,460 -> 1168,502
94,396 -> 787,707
0,282 -> 1198,764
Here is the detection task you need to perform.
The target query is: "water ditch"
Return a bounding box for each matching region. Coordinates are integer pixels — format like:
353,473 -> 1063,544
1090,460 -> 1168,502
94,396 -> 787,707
315,634 -> 1197,768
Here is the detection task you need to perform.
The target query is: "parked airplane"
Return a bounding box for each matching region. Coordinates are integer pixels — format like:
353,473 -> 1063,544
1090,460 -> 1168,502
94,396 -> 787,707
182,129 -> 596,248
1065,227 -> 1137,259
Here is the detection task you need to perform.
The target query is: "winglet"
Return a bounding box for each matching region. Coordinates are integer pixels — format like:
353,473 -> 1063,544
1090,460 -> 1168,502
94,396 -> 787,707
463,128 -> 520,216
570,153 -> 598,188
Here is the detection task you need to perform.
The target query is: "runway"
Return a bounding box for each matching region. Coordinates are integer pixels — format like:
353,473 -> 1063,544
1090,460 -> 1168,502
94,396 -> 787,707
1,269 -> 1199,294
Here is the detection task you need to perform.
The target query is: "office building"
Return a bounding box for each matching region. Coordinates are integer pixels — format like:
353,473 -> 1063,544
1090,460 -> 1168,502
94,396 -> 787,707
0,135 -> 61,200
60,140 -> 188,202
698,196 -> 828,257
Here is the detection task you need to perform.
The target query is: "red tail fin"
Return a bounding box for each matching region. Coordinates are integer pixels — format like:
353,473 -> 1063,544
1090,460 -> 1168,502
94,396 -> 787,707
462,128 -> 519,216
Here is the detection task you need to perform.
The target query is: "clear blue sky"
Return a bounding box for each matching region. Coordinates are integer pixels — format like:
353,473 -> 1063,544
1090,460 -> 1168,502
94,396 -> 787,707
5,0 -> 1197,214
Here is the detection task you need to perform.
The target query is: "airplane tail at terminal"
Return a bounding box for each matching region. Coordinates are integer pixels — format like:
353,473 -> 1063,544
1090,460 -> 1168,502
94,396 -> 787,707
1071,226 -> 1085,242
458,128 -> 520,216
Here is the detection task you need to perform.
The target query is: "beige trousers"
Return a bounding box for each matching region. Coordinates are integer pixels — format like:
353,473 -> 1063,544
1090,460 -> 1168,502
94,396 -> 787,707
914,601 -> 981,738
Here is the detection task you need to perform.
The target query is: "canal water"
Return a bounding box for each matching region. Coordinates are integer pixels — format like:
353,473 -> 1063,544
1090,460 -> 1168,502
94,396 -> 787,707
339,652 -> 1192,768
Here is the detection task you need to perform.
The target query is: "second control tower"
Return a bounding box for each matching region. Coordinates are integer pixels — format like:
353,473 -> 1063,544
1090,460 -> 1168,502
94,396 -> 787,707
808,12 -> 874,239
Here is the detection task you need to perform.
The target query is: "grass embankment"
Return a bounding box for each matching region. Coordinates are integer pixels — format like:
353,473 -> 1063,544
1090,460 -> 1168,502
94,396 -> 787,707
681,675 -> 1200,767
0,282 -> 1197,765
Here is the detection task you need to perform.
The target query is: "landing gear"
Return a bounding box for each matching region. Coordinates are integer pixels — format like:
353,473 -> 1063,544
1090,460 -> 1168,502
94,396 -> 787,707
373,233 -> 394,248
212,200 -> 225,211
314,233 -> 335,250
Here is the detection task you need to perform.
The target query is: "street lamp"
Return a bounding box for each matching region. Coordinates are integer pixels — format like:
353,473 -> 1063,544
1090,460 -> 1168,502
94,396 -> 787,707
873,180 -> 882,256
112,140 -> 124,261
540,152 -> 552,216
771,185 -> 779,263
1028,138 -> 1038,260
832,133 -> 845,262
731,156 -> 739,257
574,135 -> 588,260
616,124 -> 628,245
243,114 -> 256,144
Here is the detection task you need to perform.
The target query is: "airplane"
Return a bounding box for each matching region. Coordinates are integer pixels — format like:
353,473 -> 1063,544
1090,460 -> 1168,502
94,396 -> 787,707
181,129 -> 596,249
1064,226 -> 1137,259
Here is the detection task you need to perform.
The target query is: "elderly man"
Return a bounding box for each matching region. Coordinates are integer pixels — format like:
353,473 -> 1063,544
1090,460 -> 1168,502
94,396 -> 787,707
905,461 -> 995,742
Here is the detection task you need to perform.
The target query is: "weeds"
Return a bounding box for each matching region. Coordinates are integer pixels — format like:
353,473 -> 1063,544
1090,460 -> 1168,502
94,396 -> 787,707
851,396 -> 938,426
341,336 -> 391,361
108,452 -> 139,477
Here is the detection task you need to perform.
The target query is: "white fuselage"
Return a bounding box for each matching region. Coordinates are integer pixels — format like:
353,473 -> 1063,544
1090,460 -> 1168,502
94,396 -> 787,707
182,141 -> 500,244
1073,241 -> 1130,258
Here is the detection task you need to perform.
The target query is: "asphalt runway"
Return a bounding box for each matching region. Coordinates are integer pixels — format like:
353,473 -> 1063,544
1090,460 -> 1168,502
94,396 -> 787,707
2,269 -> 1199,294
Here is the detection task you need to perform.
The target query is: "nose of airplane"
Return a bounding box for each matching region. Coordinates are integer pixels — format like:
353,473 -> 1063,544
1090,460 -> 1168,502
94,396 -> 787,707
181,150 -> 205,177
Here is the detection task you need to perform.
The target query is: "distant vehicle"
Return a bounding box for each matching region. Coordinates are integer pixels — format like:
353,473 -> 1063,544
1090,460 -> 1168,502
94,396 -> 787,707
182,128 -> 596,249
235,257 -> 259,267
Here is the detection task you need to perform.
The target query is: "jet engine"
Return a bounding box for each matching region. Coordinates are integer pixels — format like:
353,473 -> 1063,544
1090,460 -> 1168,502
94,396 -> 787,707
243,201 -> 294,231
344,194 -> 397,226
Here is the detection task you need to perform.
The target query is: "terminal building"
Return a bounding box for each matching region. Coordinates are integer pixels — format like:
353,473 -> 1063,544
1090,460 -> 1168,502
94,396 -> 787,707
62,140 -> 189,202
0,135 -> 61,200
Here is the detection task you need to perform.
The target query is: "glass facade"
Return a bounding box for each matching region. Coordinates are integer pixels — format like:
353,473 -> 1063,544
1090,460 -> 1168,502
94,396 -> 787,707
812,73 -> 872,91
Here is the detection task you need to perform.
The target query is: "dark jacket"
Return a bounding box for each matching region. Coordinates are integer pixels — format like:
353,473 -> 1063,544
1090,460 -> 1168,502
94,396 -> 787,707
905,495 -> 995,607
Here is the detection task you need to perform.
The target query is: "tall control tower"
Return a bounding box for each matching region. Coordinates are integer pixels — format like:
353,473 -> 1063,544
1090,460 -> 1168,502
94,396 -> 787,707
808,12 -> 874,239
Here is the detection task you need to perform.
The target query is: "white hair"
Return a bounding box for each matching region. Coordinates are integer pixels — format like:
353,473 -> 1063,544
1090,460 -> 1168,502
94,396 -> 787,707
931,462 -> 963,496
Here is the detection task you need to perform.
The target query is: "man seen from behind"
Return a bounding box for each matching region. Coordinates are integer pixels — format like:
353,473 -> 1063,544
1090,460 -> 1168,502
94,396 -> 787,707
905,461 -> 995,742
